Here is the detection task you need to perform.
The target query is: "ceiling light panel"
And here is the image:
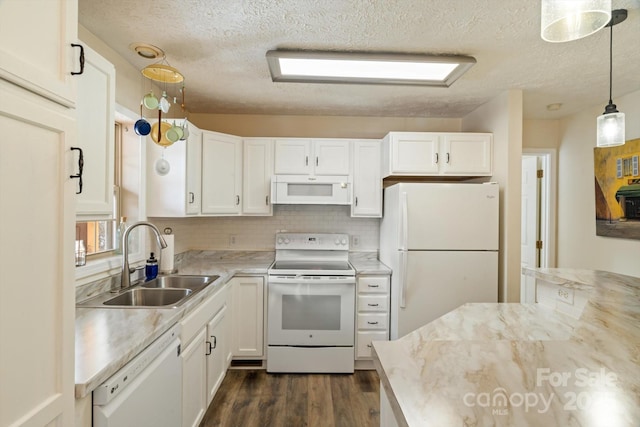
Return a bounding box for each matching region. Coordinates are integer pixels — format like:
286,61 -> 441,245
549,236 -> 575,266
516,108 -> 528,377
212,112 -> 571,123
267,51 -> 476,87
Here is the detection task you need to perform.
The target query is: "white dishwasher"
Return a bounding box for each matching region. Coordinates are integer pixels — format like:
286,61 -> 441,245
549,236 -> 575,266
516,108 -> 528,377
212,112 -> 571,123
93,324 -> 182,427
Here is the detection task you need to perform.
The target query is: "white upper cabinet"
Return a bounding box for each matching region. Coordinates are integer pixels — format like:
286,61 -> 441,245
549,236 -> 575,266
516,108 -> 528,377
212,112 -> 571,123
384,132 -> 439,175
242,138 -> 273,215
146,120 -> 202,217
201,131 -> 243,215
0,0 -> 78,107
382,132 -> 492,177
273,139 -> 311,174
441,133 -> 492,175
274,139 -> 350,176
352,140 -> 382,217
75,44 -> 116,218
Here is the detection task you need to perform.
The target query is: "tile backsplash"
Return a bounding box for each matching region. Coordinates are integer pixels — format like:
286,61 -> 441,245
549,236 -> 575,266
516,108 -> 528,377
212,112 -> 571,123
151,205 -> 380,254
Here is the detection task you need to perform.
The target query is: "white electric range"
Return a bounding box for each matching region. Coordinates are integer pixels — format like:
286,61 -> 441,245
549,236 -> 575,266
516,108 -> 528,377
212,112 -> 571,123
266,233 -> 356,373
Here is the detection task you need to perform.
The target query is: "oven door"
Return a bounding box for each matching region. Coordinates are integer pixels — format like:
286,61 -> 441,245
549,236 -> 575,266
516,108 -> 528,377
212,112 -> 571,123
268,276 -> 355,346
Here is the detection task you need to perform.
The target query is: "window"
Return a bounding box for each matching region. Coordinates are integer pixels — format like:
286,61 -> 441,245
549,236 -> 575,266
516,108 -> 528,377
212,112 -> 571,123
75,122 -> 122,258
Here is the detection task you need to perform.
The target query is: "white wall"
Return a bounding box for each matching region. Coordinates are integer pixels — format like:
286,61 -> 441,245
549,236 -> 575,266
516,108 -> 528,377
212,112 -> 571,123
556,89 -> 640,276
462,90 -> 524,302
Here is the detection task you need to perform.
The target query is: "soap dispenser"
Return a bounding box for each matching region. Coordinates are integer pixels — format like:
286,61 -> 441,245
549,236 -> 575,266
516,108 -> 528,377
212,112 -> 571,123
145,252 -> 158,281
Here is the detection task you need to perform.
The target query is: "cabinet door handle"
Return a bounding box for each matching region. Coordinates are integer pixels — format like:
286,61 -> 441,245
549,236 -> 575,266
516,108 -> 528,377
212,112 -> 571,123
367,303 -> 379,307
189,192 -> 195,203
70,43 -> 85,75
265,195 -> 269,205
367,321 -> 379,325
305,156 -> 309,166
355,197 -> 358,206
205,341 -> 212,356
367,344 -> 372,348
435,152 -> 439,164
70,147 -> 83,194
236,195 -> 240,205
316,156 -> 319,166
446,153 -> 450,164
211,335 -> 217,349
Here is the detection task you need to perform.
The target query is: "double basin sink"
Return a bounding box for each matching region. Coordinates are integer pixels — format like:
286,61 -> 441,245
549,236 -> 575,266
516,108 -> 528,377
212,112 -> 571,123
78,275 -> 219,308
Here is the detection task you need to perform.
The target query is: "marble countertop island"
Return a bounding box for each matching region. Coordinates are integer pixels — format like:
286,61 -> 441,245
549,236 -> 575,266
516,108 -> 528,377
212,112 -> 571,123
372,268 -> 640,426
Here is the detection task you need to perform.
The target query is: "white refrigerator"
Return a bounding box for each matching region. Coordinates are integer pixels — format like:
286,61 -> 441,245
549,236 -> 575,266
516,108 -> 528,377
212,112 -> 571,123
380,182 -> 499,339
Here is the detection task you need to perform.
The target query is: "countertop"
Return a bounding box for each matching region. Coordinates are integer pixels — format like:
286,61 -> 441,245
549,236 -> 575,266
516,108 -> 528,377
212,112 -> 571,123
75,250 -> 388,398
372,268 -> 640,426
75,251 -> 273,398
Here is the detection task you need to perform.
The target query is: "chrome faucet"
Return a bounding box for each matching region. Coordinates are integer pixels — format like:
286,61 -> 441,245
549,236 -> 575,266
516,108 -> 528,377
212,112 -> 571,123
121,221 -> 167,289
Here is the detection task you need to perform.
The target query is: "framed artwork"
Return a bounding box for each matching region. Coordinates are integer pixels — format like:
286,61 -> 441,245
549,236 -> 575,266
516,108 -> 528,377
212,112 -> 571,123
594,138 -> 640,239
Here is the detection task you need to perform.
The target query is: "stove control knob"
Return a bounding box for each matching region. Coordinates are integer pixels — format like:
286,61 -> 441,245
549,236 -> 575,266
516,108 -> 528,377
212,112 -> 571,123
340,238 -> 347,245
335,239 -> 340,245
284,238 -> 290,244
277,238 -> 283,244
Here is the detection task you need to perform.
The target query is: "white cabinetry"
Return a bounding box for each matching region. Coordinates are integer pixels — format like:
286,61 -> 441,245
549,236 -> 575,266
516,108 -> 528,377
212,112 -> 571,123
146,121 -> 202,217
382,132 -> 492,177
180,285 -> 230,427
230,276 -> 265,358
352,140 -> 382,217
206,306 -> 229,403
274,139 -> 350,176
75,44 -> 116,217
181,328 -> 207,427
355,275 -> 390,359
202,131 -> 243,215
242,138 -> 273,215
0,2 -> 77,425
0,0 -> 78,107
1,32 -> 77,427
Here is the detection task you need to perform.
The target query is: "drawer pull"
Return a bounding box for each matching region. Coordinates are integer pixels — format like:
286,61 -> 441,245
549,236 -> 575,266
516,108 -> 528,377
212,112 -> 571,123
367,344 -> 372,348
367,303 -> 379,307
367,284 -> 379,288
367,321 -> 379,325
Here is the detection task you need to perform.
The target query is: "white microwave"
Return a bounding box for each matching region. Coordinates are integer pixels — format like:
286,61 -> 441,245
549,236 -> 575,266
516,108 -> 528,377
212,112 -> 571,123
271,175 -> 351,205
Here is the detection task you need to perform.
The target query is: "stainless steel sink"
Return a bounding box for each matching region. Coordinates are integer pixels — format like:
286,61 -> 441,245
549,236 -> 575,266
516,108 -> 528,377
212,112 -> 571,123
77,275 -> 220,308
103,288 -> 192,306
141,275 -> 218,291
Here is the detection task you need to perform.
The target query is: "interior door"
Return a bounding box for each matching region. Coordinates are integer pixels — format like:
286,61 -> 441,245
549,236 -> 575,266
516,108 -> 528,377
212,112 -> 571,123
521,155 -> 539,301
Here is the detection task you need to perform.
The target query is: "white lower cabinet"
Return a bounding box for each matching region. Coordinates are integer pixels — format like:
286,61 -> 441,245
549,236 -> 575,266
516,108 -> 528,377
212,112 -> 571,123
181,328 -> 207,427
231,276 -> 265,358
355,275 -> 390,359
180,285 -> 230,427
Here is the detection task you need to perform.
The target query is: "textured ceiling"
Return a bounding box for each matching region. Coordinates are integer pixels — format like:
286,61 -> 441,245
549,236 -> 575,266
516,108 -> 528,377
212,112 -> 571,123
78,0 -> 640,119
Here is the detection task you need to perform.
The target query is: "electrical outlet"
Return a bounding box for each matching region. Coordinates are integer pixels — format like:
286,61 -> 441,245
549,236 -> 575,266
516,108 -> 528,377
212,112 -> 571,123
352,235 -> 360,247
556,287 -> 574,305
229,235 -> 237,246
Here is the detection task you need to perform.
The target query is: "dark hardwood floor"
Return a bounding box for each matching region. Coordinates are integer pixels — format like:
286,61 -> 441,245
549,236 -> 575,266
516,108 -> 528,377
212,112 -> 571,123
199,369 -> 380,427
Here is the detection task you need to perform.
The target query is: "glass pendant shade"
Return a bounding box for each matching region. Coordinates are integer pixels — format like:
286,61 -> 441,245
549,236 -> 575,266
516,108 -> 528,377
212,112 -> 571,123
541,0 -> 611,42
597,110 -> 625,147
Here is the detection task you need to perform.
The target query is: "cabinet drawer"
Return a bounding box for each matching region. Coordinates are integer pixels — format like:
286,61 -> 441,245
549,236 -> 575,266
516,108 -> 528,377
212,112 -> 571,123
357,295 -> 388,312
357,276 -> 389,293
181,285 -> 228,346
356,331 -> 388,359
357,313 -> 388,330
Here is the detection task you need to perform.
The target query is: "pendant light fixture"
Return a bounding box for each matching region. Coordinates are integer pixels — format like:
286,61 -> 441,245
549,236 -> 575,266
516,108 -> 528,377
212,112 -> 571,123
596,9 -> 627,148
541,0 -> 611,43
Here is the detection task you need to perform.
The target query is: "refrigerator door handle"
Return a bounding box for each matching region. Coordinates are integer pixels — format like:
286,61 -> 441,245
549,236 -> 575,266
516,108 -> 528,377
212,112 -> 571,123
399,250 -> 408,308
400,192 -> 408,250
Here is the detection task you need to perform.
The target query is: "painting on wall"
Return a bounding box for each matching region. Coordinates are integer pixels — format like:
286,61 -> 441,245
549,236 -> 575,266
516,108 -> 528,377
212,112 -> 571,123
594,138 -> 640,239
